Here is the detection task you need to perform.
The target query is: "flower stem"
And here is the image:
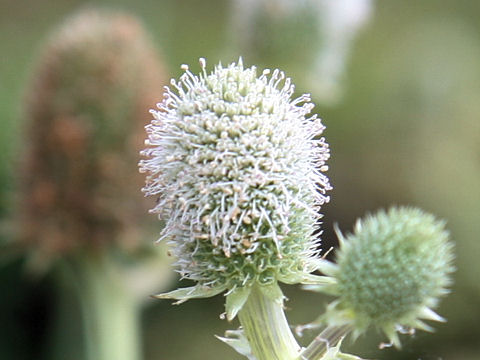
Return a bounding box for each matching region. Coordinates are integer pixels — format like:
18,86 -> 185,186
300,325 -> 352,360
72,253 -> 141,360
238,285 -> 301,360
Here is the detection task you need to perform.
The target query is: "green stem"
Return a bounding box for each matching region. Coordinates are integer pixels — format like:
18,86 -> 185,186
73,253 -> 141,360
49,267 -> 85,360
238,285 -> 301,360
300,325 -> 352,360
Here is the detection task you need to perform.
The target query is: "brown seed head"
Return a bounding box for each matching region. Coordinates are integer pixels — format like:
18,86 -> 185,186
19,8 -> 167,265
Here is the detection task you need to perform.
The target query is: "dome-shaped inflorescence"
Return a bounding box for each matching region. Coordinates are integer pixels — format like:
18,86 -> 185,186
140,59 -> 331,306
312,207 -> 454,347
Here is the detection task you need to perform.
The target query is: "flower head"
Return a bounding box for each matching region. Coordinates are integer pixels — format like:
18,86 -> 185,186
309,207 -> 454,347
20,8 -> 166,269
140,59 -> 331,316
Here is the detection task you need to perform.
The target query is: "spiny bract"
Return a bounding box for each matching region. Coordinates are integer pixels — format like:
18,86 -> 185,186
139,58 -> 331,317
311,207 -> 454,347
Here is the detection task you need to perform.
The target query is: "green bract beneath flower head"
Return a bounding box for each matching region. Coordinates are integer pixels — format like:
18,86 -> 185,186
311,207 -> 454,348
140,59 -> 331,306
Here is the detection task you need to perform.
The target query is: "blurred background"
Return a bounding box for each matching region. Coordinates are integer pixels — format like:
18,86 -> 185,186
1,0 -> 479,359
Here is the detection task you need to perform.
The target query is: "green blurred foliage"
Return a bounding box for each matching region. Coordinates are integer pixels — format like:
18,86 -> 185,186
1,0 -> 479,359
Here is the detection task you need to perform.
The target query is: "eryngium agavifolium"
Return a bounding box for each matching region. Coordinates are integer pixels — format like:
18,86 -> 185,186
140,59 -> 331,314
311,207 -> 454,347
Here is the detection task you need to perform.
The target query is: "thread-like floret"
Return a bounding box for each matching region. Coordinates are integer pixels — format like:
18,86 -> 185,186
310,207 -> 454,347
140,59 -> 331,302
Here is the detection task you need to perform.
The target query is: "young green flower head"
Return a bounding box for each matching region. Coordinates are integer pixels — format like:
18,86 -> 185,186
140,59 -> 331,317
309,207 -> 454,347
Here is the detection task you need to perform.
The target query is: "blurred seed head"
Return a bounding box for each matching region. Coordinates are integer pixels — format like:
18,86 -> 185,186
20,8 -> 167,267
140,58 -> 331,302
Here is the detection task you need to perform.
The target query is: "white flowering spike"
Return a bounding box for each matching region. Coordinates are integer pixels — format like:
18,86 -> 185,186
140,59 -> 331,316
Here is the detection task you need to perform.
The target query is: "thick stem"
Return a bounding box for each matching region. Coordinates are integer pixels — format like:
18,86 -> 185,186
300,325 -> 352,360
74,253 -> 141,360
238,285 -> 301,360
49,267 -> 85,360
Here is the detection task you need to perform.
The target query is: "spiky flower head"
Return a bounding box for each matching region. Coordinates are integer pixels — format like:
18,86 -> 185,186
140,59 -> 331,317
310,207 -> 454,347
20,8 -> 166,268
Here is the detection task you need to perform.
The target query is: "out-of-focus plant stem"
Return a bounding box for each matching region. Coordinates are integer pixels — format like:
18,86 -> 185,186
72,253 -> 141,360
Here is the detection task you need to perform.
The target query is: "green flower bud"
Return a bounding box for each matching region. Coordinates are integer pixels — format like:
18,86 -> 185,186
310,207 -> 454,348
140,59 -> 331,314
20,8 -> 167,268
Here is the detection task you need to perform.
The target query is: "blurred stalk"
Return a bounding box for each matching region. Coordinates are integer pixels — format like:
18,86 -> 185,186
71,253 -> 140,360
